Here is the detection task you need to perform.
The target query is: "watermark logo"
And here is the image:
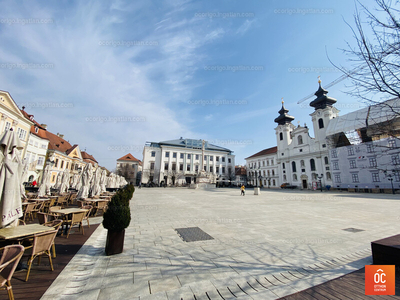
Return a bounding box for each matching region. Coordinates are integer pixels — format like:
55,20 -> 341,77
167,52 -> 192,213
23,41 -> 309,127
274,8 -> 334,15
99,40 -> 159,47
85,116 -> 146,123
0,63 -> 54,70
186,99 -> 248,106
365,265 -> 395,295
194,12 -> 255,19
0,18 -> 54,25
204,65 -> 264,72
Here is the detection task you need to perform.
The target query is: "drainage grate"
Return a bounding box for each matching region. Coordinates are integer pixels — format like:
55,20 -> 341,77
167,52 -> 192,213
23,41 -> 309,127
175,227 -> 214,242
342,228 -> 365,233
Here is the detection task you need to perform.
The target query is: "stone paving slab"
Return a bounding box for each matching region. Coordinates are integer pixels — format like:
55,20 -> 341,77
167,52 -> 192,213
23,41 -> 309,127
41,188 -> 400,299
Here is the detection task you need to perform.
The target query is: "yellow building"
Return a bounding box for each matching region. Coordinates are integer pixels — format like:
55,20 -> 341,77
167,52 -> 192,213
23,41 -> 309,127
0,90 -> 34,157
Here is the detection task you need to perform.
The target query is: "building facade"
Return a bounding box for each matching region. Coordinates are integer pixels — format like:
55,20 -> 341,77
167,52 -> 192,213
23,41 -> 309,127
245,147 -> 279,188
142,138 -> 235,186
326,98 -> 400,192
116,153 -> 142,185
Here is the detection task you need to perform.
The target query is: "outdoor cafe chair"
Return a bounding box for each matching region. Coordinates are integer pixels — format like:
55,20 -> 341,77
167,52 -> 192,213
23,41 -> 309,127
95,201 -> 107,216
0,245 -> 25,300
56,195 -> 68,208
23,203 -> 35,223
81,205 -> 93,228
32,202 -> 44,219
64,212 -> 85,238
43,220 -> 63,258
43,198 -> 56,213
25,230 -> 57,282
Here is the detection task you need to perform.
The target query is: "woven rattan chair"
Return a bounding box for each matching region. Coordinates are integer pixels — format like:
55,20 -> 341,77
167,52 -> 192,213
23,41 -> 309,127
81,205 -> 93,228
25,230 -> 57,282
95,201 -> 107,216
0,245 -> 25,300
65,212 -> 85,238
23,203 -> 35,222
43,220 -> 63,258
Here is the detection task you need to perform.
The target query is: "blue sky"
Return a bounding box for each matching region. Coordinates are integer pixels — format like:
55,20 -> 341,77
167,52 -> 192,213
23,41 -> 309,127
0,0 -> 382,170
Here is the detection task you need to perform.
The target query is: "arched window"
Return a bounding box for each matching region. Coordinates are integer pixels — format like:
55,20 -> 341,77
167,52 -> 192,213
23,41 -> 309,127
282,163 -> 285,169
300,160 -> 305,167
293,174 -> 298,181
326,172 -> 331,180
310,159 -> 316,171
298,135 -> 303,145
267,170 -> 270,176
318,118 -> 324,129
272,169 -> 275,176
279,132 -> 283,140
324,157 -> 329,165
292,161 -> 297,173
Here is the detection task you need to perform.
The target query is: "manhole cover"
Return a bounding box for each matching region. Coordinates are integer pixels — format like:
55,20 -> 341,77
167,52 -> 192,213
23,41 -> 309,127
342,228 -> 365,233
175,227 -> 214,242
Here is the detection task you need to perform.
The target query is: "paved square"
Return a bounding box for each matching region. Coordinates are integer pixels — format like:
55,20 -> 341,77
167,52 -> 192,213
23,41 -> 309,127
44,188 -> 400,299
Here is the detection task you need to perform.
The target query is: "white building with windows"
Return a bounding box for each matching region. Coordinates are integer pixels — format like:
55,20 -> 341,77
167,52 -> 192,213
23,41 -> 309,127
245,81 -> 336,189
326,98 -> 400,192
141,138 -> 235,186
245,147 -> 279,188
21,109 -> 49,183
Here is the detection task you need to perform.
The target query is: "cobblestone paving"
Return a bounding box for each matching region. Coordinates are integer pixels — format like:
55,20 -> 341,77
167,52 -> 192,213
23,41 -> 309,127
42,188 -> 400,299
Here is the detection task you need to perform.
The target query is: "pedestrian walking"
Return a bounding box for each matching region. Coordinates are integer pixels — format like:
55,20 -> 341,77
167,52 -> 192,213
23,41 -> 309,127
240,185 -> 245,196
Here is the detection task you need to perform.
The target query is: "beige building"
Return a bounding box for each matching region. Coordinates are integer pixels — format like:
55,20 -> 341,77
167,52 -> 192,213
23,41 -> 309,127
116,153 -> 142,185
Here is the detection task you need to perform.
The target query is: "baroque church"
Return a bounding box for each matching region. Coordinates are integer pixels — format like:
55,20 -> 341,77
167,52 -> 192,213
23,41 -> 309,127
245,80 -> 339,189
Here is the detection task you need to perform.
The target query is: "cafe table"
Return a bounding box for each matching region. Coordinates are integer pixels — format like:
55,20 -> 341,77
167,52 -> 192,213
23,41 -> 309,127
55,208 -> 88,235
0,224 -> 54,240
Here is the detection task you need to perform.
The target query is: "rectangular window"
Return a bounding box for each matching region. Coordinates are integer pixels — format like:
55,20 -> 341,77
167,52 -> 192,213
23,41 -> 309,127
222,157 -> 225,163
187,154 -> 191,159
351,173 -> 359,183
17,128 -> 27,140
333,161 -> 339,170
179,164 -> 183,171
334,174 -> 341,183
151,151 -> 155,157
34,141 -> 38,147
209,156 -> 213,161
180,153 -> 184,159
173,152 -> 177,158
29,139 -> 33,146
271,159 -> 274,165
222,167 -> 225,174
263,161 -> 265,167
165,152 -> 170,158
204,165 -> 207,171
367,143 -> 373,153
228,158 -> 231,163
372,173 -> 380,182
38,156 -> 44,166
195,165 -> 199,172
349,160 -> 356,169
60,161 -> 64,169
395,171 -> 400,182
41,144 -> 47,149
164,163 -> 169,171
204,155 -> 207,161
216,156 -> 219,162
369,157 -> 377,167
392,155 -> 400,165
389,139 -> 396,149
195,154 -> 199,160
4,122 -> 11,131
216,166 -> 219,173
66,162 -> 69,169
348,147 -> 354,156
210,166 -> 213,173
25,152 -> 31,163
150,162 -> 155,170
331,149 -> 337,158
187,165 -> 190,171
172,163 -> 176,171
55,159 -> 59,168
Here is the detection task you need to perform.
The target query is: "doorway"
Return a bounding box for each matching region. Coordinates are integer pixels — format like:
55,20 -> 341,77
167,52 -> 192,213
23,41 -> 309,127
302,180 -> 308,189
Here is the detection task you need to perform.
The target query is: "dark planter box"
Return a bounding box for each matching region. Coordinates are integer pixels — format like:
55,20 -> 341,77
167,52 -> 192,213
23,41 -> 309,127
105,230 -> 125,256
371,234 -> 400,267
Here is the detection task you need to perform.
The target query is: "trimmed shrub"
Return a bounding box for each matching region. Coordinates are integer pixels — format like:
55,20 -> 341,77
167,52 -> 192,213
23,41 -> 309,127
103,184 -> 134,232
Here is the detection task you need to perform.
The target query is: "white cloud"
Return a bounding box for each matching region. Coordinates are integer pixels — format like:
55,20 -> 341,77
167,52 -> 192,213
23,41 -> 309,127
236,19 -> 256,35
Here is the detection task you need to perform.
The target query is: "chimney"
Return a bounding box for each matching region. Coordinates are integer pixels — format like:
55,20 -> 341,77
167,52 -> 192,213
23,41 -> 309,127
41,124 -> 48,130
57,133 -> 65,139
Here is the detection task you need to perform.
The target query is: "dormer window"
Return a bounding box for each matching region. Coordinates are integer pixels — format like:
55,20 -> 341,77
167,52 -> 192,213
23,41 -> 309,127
56,144 -> 60,147
35,127 -> 39,133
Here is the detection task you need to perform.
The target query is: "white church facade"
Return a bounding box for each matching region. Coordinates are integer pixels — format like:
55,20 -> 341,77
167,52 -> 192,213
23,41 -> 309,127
246,80 -> 337,189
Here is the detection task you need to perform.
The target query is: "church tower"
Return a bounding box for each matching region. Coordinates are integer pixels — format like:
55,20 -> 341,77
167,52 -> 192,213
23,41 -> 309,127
274,99 -> 295,149
309,78 -> 339,143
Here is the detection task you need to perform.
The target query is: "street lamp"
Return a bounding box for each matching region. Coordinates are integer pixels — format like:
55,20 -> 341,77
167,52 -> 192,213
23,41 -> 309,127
317,174 -> 323,192
384,170 -> 395,194
258,175 -> 262,188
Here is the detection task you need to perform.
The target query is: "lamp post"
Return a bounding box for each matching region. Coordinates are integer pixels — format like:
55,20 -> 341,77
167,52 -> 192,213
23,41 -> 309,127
317,174 -> 323,192
258,175 -> 262,188
384,170 -> 395,194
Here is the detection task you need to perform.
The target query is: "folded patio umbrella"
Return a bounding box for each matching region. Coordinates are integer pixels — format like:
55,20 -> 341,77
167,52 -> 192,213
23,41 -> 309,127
99,169 -> 107,193
59,168 -> 70,193
90,167 -> 102,197
77,163 -> 93,199
38,164 -> 51,197
0,129 -> 24,228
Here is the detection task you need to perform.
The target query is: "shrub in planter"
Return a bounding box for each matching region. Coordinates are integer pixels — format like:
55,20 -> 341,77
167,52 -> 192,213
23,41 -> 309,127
103,184 -> 134,255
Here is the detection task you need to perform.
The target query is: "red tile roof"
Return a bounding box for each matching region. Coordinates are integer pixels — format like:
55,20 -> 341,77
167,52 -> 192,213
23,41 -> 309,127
46,131 -> 73,152
117,153 -> 141,162
245,146 -> 277,160
81,151 -> 98,164
20,109 -> 49,140
235,166 -> 247,176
